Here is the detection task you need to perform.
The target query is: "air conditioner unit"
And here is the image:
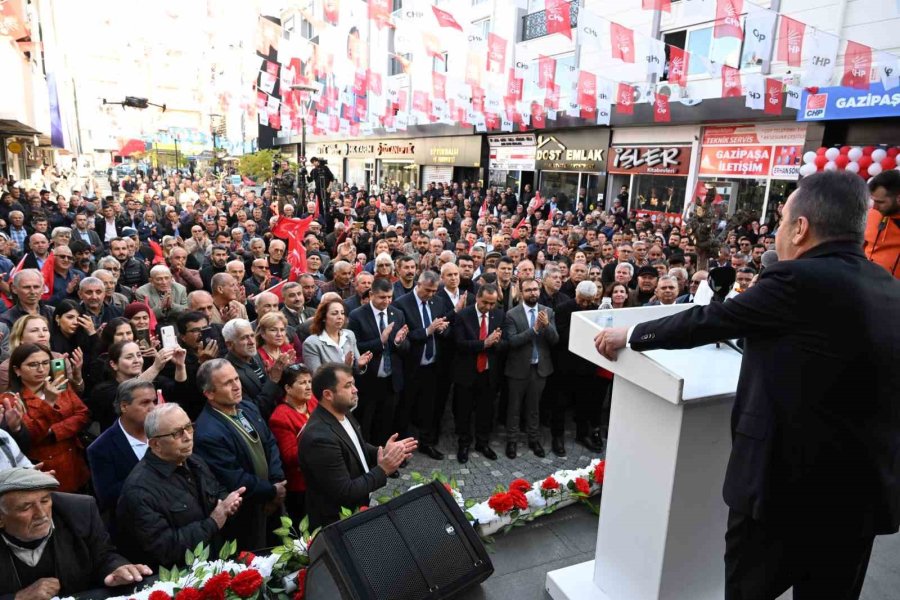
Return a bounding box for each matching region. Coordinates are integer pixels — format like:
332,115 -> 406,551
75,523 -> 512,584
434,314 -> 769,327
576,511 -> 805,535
655,81 -> 682,100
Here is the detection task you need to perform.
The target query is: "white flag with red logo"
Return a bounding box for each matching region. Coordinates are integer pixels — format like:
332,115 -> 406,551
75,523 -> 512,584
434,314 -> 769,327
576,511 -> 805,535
721,65 -> 743,97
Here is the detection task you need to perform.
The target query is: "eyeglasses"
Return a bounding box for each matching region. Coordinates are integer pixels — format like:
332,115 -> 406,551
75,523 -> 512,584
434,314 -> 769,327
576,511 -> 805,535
23,360 -> 51,369
287,363 -> 309,372
153,422 -> 194,440
55,255 -> 73,261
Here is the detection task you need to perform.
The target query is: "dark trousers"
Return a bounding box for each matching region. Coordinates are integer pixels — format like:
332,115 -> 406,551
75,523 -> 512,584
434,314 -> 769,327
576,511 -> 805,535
399,363 -> 441,446
285,490 -> 306,526
724,510 -> 874,600
454,371 -> 496,446
357,375 -> 397,447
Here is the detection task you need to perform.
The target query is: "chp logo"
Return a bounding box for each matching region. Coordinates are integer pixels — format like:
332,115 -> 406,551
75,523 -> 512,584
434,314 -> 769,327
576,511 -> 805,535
803,92 -> 828,119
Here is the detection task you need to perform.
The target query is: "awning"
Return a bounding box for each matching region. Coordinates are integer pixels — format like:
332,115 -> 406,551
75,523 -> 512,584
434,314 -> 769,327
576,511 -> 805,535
115,138 -> 148,157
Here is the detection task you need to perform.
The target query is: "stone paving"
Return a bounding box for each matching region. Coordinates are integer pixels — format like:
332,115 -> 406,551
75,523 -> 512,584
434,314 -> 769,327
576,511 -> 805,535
383,408 -> 605,503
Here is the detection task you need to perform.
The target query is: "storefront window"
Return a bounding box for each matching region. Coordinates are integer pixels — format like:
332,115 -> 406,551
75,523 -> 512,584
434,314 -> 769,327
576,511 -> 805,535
539,171 -> 580,207
379,160 -> 417,191
632,175 -> 688,214
765,180 -> 795,227
700,178 -> 767,221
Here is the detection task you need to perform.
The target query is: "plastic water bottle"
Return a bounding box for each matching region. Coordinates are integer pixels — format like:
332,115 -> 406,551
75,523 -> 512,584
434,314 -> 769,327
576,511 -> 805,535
598,297 -> 614,328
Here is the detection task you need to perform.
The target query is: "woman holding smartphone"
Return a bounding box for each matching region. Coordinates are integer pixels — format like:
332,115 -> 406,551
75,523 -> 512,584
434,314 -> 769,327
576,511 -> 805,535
0,315 -> 84,395
50,299 -> 98,358
9,342 -> 91,492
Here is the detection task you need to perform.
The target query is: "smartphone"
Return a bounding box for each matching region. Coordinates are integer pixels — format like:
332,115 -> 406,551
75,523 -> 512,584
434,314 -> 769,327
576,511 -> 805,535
135,329 -> 151,347
161,325 -> 178,350
200,326 -> 216,346
50,358 -> 67,390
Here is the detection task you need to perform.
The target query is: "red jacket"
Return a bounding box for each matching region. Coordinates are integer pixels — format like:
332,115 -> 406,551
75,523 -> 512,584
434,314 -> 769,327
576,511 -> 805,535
863,208 -> 900,277
269,398 -> 318,492
22,387 -> 91,492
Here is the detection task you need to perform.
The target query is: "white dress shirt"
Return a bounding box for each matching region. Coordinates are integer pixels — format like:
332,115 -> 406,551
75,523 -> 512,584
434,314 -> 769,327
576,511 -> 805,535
339,416 -> 369,472
118,419 -> 149,460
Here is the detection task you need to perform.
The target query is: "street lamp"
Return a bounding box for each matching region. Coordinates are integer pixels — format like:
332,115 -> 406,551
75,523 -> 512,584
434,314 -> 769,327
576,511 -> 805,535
290,83 -> 320,207
209,113 -> 224,174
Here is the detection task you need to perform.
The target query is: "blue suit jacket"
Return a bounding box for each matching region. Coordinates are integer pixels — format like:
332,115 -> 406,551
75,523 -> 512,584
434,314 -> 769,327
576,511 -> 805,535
87,422 -> 140,514
193,401 -> 285,503
348,304 -> 409,392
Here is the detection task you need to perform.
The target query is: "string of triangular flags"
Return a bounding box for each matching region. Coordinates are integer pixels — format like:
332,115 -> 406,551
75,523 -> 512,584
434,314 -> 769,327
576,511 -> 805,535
248,0 -> 899,137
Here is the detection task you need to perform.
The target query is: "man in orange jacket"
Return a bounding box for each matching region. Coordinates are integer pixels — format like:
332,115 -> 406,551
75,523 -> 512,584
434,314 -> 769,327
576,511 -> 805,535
863,170 -> 900,278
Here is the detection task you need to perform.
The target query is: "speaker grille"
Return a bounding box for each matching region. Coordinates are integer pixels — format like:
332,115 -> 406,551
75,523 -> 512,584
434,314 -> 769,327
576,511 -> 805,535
393,495 -> 476,591
343,515 -> 427,600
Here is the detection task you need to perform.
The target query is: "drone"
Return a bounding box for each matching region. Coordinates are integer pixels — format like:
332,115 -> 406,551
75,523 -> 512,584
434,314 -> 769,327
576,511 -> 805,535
102,97 -> 167,112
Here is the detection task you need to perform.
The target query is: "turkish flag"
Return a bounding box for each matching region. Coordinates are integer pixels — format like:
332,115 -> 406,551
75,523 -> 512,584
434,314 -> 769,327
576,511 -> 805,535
714,0 -> 744,40
842,41 -> 872,90
538,55 -> 556,89
39,254 -> 56,302
432,5 -> 463,31
272,215 -> 315,281
777,16 -> 805,67
545,0 -> 572,39
642,0 -> 671,11
668,46 -> 690,87
764,78 -> 783,115
531,102 -> 546,128
654,94 -> 671,122
368,0 -> 392,29
610,23 -> 635,63
616,83 -> 634,115
721,65 -> 743,97
433,71 -> 446,100
577,71 -> 597,108
487,33 -> 507,74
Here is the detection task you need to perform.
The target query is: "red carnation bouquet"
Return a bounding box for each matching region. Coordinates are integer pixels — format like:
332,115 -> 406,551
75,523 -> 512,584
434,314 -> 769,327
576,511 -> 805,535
229,569 -> 264,598
540,476 -> 561,500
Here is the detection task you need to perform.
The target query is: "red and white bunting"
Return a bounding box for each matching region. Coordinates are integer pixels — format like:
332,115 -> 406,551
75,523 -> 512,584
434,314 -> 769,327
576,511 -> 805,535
842,41 -> 872,90
668,46 -> 690,87
777,16 -> 805,67
764,78 -> 783,115
713,0 -> 744,41
545,0 -> 573,39
610,23 -> 636,63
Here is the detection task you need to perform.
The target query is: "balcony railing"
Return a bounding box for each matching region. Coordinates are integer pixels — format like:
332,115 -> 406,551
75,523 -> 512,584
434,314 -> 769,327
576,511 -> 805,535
521,2 -> 579,42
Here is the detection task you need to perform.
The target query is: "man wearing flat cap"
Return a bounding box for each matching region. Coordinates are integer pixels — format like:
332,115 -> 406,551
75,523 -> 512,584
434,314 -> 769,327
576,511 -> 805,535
0,468 -> 152,600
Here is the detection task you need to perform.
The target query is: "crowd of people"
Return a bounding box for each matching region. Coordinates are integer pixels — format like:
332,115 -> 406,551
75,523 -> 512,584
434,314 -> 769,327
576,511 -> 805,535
0,162 -> 897,599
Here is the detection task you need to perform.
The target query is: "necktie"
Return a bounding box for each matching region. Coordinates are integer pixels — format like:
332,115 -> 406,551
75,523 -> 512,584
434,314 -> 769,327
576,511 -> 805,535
529,308 -> 539,364
476,313 -> 488,373
378,311 -> 392,374
422,301 -> 434,360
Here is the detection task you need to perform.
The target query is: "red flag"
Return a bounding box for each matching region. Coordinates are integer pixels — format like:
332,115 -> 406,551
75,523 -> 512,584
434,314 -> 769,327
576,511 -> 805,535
577,71 -> 597,108
714,0 -> 744,40
764,78 -> 783,115
487,33 -> 507,74
368,0 -> 392,29
721,65 -> 743,97
654,94 -> 671,122
0,255 -> 27,308
545,0 -> 572,39
367,70 -> 382,95
507,69 -> 523,100
432,71 -> 446,100
545,84 -> 561,110
537,55 -> 556,89
432,5 -> 463,31
668,46 -> 690,87
842,41 -> 872,90
40,254 -> 55,302
271,215 -> 315,281
252,279 -> 288,303
324,0 -> 340,25
531,102 -> 546,128
412,90 -> 428,113
777,16 -> 805,67
616,83 -> 634,114
610,23 -> 635,63
147,240 -> 165,265
642,0 -> 671,11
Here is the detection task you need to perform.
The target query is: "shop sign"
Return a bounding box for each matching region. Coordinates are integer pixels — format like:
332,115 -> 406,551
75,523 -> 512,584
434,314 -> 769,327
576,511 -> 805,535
309,140 -> 416,159
489,134 -> 536,171
701,123 -> 806,146
414,136 -> 482,167
699,146 -> 772,176
534,130 -> 609,172
797,82 -> 900,121
609,146 -> 691,175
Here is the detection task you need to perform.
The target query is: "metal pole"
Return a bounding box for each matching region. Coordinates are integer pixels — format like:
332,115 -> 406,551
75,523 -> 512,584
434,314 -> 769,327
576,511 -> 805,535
174,136 -> 179,170
298,116 -> 308,207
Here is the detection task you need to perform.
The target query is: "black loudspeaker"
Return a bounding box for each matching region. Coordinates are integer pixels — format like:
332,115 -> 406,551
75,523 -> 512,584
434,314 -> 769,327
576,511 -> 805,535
305,481 -> 493,600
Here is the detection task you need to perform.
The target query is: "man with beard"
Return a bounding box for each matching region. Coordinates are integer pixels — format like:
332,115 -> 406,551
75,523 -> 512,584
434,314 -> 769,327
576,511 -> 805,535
538,264 -> 570,311
200,245 -> 229,292
457,254 -> 478,295
109,237 -> 149,289
863,170 -> 900,277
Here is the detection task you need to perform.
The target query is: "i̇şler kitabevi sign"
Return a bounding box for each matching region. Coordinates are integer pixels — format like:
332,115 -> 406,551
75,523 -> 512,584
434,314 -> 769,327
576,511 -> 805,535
797,82 -> 900,121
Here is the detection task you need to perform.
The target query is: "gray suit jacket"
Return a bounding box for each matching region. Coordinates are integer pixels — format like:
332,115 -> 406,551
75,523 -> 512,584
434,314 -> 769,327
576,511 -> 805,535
135,281 -> 188,321
302,329 -> 364,375
502,303 -> 558,379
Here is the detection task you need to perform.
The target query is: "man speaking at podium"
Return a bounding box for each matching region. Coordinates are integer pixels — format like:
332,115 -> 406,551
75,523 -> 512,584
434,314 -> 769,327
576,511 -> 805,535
595,171 -> 900,600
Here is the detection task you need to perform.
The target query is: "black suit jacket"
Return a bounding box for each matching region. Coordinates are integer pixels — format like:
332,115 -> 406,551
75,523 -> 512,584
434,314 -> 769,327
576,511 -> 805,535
452,305 -> 506,387
0,493 -> 129,598
225,352 -> 281,420
348,304 -> 408,392
631,242 -> 900,535
394,291 -> 454,369
298,407 -> 386,530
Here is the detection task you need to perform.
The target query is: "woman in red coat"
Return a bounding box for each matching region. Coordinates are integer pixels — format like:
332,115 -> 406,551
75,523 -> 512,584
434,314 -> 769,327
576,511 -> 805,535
10,342 -> 91,492
268,364 -> 317,523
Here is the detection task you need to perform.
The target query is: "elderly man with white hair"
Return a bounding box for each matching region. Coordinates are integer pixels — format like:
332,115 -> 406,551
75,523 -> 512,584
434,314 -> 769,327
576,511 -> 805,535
222,319 -> 285,420
135,265 -> 188,324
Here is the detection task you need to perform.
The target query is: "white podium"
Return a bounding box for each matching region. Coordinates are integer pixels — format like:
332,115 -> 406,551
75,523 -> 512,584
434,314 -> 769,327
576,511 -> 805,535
546,305 -> 742,600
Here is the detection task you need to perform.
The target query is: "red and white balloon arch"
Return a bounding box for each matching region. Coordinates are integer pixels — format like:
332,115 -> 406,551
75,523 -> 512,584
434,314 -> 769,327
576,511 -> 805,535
800,145 -> 900,179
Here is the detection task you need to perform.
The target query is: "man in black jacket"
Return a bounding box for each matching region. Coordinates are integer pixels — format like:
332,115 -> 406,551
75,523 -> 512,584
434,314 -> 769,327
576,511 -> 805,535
0,468 -> 151,599
298,363 -> 415,530
595,171 -> 900,600
117,404 -> 244,569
